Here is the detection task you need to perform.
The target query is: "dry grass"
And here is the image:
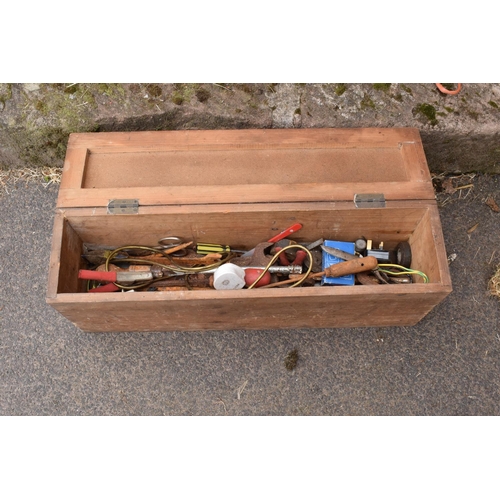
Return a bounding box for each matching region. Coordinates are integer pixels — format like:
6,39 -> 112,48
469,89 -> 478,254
0,166 -> 62,194
432,173 -> 477,207
489,265 -> 500,301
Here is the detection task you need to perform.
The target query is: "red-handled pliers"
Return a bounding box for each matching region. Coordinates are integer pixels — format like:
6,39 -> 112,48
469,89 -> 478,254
79,269 -> 153,293
273,245 -> 307,267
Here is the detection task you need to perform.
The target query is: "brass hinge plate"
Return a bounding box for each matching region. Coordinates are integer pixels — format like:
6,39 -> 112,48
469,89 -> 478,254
107,199 -> 139,215
354,193 -> 386,209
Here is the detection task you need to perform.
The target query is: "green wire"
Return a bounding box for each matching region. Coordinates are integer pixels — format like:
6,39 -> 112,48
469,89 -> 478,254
377,264 -> 429,283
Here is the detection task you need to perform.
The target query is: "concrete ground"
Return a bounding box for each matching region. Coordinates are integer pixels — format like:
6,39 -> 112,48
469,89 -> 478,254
1,175 -> 499,416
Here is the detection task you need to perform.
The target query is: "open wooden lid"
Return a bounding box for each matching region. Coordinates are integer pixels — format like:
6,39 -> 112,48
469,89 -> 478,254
56,127 -> 435,208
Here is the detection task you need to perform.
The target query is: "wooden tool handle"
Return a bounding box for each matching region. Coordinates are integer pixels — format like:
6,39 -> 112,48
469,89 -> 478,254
163,241 -> 193,255
323,256 -> 378,277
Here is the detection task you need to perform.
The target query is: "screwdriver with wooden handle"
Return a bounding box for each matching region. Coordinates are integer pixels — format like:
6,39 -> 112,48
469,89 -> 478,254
259,256 -> 378,288
312,255 -> 378,278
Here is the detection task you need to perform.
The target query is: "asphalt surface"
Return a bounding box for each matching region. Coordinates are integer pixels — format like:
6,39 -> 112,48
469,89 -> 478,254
1,175 -> 499,416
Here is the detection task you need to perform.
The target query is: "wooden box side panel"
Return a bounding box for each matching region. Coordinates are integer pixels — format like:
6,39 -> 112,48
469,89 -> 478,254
64,201 -> 429,250
47,212 -> 86,299
409,205 -> 452,286
48,286 -> 451,332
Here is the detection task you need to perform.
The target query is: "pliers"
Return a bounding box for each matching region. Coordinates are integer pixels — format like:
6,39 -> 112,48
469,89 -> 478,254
273,239 -> 307,267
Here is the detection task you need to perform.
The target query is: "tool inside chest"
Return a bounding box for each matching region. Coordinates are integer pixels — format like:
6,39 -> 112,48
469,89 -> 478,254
54,201 -> 443,295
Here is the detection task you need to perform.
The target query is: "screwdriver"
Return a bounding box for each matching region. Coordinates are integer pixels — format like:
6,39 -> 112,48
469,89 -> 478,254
195,243 -> 245,255
196,223 -> 303,256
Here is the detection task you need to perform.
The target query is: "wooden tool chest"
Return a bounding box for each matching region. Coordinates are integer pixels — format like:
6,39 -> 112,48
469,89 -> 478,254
46,128 -> 452,332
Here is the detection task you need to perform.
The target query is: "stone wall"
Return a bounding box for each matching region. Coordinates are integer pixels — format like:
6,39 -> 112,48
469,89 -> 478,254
1,83 -> 499,174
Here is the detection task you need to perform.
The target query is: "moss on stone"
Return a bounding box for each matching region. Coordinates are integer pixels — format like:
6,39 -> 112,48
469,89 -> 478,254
96,83 -> 126,98
233,83 -> 254,94
64,84 -> 80,94
33,84 -> 97,128
171,93 -> 184,105
170,84 -> 198,105
34,100 -> 48,113
195,87 -> 211,103
401,85 -> 413,95
373,83 -> 391,92
0,83 -> 13,108
4,84 -> 110,169
444,106 -> 454,113
12,127 -> 71,167
467,110 -> 479,121
335,84 -> 347,96
414,103 -> 438,126
145,84 -> 163,98
360,94 -> 375,109
489,101 -> 499,109
294,107 -> 302,115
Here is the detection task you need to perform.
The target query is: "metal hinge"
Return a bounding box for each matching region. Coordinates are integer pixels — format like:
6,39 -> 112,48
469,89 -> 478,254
354,193 -> 386,209
107,199 -> 139,215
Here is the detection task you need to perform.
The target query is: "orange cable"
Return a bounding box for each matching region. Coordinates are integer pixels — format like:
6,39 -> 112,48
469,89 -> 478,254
436,83 -> 462,95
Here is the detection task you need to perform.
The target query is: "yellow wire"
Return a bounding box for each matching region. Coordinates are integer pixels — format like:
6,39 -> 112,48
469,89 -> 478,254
377,264 -> 429,283
104,245 -> 233,290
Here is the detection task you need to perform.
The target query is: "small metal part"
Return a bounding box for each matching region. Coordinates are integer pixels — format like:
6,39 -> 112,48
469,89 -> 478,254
241,265 -> 303,274
176,265 -> 304,275
305,238 -> 324,250
157,236 -> 189,256
388,275 -> 413,284
373,269 -> 390,284
158,236 -> 183,248
367,249 -> 391,263
107,199 -> 139,215
115,271 -> 153,282
355,238 -> 367,254
320,245 -> 357,261
354,193 -> 386,208
395,241 -> 412,268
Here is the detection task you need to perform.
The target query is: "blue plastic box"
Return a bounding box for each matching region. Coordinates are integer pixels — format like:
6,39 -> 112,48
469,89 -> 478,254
321,240 -> 355,286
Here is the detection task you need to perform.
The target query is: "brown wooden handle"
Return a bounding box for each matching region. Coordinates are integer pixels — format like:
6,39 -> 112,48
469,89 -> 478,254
323,256 -> 378,277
